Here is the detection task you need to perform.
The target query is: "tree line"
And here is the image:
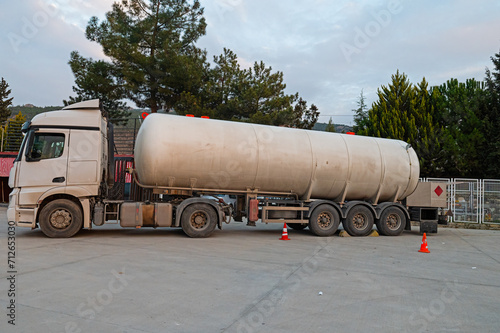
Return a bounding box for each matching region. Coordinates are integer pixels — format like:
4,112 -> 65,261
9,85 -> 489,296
354,50 -> 500,179
65,0 -> 318,128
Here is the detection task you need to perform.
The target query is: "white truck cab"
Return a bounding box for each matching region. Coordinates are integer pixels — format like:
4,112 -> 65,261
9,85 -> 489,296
7,99 -> 110,237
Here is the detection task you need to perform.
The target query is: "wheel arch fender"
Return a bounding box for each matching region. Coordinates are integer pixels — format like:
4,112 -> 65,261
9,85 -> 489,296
343,201 -> 377,220
37,187 -> 92,228
307,200 -> 342,219
175,198 -> 223,228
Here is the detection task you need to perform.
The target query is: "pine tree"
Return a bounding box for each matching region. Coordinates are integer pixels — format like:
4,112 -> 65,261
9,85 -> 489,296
4,111 -> 26,151
366,70 -> 416,141
65,51 -> 131,125
353,90 -> 368,134
434,78 -> 486,178
176,48 -> 317,127
364,71 -> 447,177
0,77 -> 14,124
85,0 -> 207,112
325,117 -> 336,132
482,50 -> 500,178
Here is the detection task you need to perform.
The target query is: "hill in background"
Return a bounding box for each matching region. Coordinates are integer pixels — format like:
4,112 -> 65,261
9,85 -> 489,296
9,105 -> 353,133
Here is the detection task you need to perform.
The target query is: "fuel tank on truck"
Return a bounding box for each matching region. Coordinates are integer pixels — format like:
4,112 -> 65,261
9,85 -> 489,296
134,114 -> 420,203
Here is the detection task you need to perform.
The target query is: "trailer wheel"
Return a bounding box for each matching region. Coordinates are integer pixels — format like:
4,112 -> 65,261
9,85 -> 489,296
376,207 -> 406,236
39,199 -> 83,238
343,205 -> 374,236
308,205 -> 340,236
181,204 -> 217,238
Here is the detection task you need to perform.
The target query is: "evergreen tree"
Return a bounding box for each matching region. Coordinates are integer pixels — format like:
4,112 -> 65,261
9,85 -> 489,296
290,98 -> 319,129
4,111 -> 26,151
352,90 -> 368,134
364,71 -> 446,177
85,0 -> 207,112
0,77 -> 14,124
433,78 -> 486,178
176,48 -> 317,127
365,70 -> 416,141
65,51 -> 130,125
482,50 -> 500,178
325,117 -> 336,132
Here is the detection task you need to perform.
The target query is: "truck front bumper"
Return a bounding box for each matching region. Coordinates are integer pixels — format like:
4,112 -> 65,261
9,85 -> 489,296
7,189 -> 37,229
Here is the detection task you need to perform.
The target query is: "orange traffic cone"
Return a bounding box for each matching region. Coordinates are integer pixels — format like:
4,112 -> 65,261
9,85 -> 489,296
279,223 -> 290,240
418,233 -> 430,253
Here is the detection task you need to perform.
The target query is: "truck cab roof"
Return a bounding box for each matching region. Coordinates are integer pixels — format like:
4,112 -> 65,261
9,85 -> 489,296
25,99 -> 103,131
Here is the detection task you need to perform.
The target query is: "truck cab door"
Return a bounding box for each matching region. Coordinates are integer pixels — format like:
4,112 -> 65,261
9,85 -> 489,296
17,129 -> 69,206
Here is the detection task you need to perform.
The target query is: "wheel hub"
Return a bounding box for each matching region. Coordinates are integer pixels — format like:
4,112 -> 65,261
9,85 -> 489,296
352,213 -> 366,229
317,212 -> 332,229
191,212 -> 207,229
386,214 -> 401,229
50,210 -> 71,229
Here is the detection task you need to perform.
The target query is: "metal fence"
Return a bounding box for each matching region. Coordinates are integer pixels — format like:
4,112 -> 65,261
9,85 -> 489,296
422,178 -> 500,224
111,118 -> 142,155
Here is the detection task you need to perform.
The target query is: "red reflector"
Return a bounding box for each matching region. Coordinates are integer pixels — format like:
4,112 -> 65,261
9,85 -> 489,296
201,116 -> 210,119
186,114 -> 195,117
346,132 -> 355,135
141,112 -> 149,119
434,186 -> 443,197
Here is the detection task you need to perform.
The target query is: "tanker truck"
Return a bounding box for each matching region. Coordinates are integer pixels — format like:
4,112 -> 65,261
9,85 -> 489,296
7,99 -> 447,238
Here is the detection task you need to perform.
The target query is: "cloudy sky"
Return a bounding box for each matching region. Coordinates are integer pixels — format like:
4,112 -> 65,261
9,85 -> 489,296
1,0 -> 500,124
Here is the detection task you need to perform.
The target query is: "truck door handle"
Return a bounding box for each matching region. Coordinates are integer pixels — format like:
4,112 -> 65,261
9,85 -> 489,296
52,177 -> 65,183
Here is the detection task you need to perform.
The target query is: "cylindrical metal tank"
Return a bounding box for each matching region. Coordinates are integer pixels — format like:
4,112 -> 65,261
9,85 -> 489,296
134,114 -> 419,203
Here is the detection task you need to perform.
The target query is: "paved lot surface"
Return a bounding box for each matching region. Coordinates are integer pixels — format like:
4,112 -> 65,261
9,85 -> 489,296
1,206 -> 500,333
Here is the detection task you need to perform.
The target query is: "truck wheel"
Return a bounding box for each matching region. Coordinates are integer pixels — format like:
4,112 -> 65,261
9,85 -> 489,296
376,207 -> 406,236
39,199 -> 83,238
343,205 -> 374,236
308,205 -> 340,236
288,223 -> 307,230
181,204 -> 217,238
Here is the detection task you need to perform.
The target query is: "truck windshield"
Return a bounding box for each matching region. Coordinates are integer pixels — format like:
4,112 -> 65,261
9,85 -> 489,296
14,133 -> 28,163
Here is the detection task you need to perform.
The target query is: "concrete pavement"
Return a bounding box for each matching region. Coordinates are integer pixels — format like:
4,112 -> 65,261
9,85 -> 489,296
1,207 -> 499,332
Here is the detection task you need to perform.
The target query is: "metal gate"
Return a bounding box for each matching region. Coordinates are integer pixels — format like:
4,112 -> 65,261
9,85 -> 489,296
482,179 -> 500,223
421,178 -> 500,224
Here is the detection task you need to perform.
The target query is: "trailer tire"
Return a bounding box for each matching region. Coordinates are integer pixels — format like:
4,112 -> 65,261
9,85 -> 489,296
181,204 -> 217,238
308,205 -> 340,236
39,199 -> 83,238
376,207 -> 406,236
343,205 -> 374,236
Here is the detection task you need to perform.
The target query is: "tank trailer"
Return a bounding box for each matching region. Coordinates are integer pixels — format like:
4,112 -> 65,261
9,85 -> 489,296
7,100 -> 447,238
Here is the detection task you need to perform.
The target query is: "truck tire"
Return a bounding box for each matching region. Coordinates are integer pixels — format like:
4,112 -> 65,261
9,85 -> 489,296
308,205 -> 340,236
39,199 -> 83,238
181,204 -> 217,238
376,207 -> 406,236
343,205 -> 374,236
